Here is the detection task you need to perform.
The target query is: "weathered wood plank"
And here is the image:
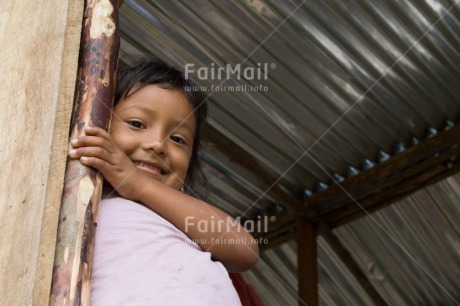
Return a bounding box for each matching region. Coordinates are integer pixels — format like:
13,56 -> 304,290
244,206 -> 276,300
0,1 -> 84,305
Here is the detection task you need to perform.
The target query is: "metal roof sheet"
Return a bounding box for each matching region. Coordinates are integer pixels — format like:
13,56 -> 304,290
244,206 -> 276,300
120,0 -> 460,197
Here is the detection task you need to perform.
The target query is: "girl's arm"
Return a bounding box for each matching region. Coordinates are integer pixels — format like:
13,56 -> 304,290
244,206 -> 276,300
135,176 -> 259,272
69,126 -> 259,272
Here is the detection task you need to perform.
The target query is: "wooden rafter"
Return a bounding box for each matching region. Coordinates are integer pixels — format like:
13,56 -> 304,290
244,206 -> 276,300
306,124 -> 460,228
257,123 -> 459,250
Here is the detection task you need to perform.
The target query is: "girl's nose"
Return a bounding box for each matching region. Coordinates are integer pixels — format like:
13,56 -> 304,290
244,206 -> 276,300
143,137 -> 167,156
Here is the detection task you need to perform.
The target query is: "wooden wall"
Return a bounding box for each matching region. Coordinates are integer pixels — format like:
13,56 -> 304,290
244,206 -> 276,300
0,1 -> 83,304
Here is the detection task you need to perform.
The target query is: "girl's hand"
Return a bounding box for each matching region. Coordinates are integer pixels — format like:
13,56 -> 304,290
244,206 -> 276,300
68,126 -> 143,201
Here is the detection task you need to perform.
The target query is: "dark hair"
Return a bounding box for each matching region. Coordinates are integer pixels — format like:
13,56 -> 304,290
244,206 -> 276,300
115,57 -> 208,196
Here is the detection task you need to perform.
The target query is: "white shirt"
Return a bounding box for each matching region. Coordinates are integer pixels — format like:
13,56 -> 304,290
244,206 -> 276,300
91,197 -> 241,306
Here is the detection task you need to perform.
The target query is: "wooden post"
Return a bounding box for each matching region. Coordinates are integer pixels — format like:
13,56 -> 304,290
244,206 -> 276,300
297,218 -> 318,306
0,1 -> 84,305
49,0 -> 120,305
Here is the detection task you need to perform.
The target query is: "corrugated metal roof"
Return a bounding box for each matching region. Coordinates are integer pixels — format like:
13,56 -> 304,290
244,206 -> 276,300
119,0 -> 460,304
120,0 -> 460,194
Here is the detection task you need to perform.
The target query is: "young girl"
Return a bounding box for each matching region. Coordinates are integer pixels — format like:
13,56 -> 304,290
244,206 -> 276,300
68,58 -> 259,305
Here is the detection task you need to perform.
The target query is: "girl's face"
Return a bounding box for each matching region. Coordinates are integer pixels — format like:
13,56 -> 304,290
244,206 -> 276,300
110,84 -> 196,191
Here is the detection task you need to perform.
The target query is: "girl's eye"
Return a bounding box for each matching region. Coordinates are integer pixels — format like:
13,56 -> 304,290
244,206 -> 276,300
170,135 -> 186,145
128,120 -> 145,129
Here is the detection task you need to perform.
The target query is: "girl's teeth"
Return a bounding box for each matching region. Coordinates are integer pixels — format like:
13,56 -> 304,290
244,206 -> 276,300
136,162 -> 163,174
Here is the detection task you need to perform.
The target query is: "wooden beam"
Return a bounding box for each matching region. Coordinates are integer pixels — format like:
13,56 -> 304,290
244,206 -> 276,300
297,218 -> 318,306
325,154 -> 460,227
318,223 -> 388,306
49,0 -> 120,305
319,141 -> 460,215
303,124 -> 460,228
257,125 -> 459,250
0,1 -> 83,305
306,124 -> 459,208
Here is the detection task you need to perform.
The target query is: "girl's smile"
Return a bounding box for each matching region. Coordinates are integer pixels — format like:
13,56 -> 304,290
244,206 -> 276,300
133,160 -> 168,177
110,84 -> 196,190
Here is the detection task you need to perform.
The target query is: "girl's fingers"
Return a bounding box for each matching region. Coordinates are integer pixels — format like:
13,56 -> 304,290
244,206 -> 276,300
79,156 -> 111,172
69,126 -> 112,150
84,126 -> 111,139
70,135 -> 113,153
68,146 -> 116,166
